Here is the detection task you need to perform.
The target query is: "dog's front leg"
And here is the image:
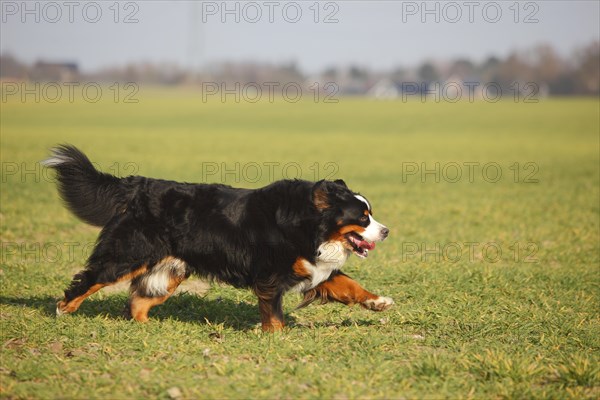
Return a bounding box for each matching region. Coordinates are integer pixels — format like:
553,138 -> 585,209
298,271 -> 394,311
254,286 -> 285,332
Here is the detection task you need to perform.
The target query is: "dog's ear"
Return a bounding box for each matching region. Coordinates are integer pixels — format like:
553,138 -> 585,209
313,179 -> 352,211
312,180 -> 330,210
334,179 -> 347,188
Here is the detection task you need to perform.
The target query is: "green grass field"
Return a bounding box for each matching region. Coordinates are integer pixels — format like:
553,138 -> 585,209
1,90 -> 599,399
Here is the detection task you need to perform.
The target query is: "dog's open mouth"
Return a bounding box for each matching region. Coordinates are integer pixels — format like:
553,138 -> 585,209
346,232 -> 376,258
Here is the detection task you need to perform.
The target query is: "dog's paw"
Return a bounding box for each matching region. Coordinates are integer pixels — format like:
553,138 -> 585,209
56,301 -> 68,317
362,296 -> 394,311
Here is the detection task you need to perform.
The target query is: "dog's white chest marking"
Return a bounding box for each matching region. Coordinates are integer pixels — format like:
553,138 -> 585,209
290,241 -> 349,293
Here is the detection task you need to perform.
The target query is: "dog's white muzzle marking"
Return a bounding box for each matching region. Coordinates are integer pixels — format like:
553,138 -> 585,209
354,195 -> 388,242
362,215 -> 388,242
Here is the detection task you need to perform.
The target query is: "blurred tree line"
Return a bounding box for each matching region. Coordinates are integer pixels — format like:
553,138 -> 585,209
1,41 -> 598,96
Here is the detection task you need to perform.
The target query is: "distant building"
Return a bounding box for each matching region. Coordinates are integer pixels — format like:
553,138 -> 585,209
428,75 -> 483,101
31,61 -> 79,82
368,78 -> 431,100
368,78 -> 403,99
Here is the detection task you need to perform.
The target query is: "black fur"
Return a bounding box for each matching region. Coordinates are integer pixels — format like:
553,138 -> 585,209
44,145 -> 384,325
42,145 -> 133,227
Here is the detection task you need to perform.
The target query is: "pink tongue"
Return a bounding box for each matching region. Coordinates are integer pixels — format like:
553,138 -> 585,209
350,236 -> 376,250
361,241 -> 376,250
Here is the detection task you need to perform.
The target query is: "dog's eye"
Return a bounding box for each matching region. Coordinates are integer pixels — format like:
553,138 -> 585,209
359,215 -> 368,222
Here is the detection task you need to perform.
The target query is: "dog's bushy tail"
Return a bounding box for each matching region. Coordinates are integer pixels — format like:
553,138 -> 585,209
42,145 -> 130,227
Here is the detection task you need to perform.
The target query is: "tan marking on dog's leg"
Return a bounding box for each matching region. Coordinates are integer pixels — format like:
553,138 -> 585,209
127,265 -> 186,322
302,273 -> 394,311
128,294 -> 170,322
258,298 -> 285,332
57,283 -> 105,315
292,257 -> 311,279
254,284 -> 285,332
56,265 -> 148,316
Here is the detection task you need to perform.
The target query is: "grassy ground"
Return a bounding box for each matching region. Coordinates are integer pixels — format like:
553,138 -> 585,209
1,90 -> 599,399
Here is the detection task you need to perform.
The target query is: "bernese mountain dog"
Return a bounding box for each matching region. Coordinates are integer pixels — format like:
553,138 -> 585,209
43,145 -> 393,331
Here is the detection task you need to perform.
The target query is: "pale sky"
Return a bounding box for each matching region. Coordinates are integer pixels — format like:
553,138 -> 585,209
1,1 -> 599,73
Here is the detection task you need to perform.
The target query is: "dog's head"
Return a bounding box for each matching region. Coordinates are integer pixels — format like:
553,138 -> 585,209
313,179 -> 389,259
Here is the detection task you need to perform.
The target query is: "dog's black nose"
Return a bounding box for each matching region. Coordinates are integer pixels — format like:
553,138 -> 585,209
381,227 -> 389,238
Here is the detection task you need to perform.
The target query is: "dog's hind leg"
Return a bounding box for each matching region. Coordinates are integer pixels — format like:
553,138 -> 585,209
57,212 -> 174,317
56,263 -> 148,316
125,257 -> 189,322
